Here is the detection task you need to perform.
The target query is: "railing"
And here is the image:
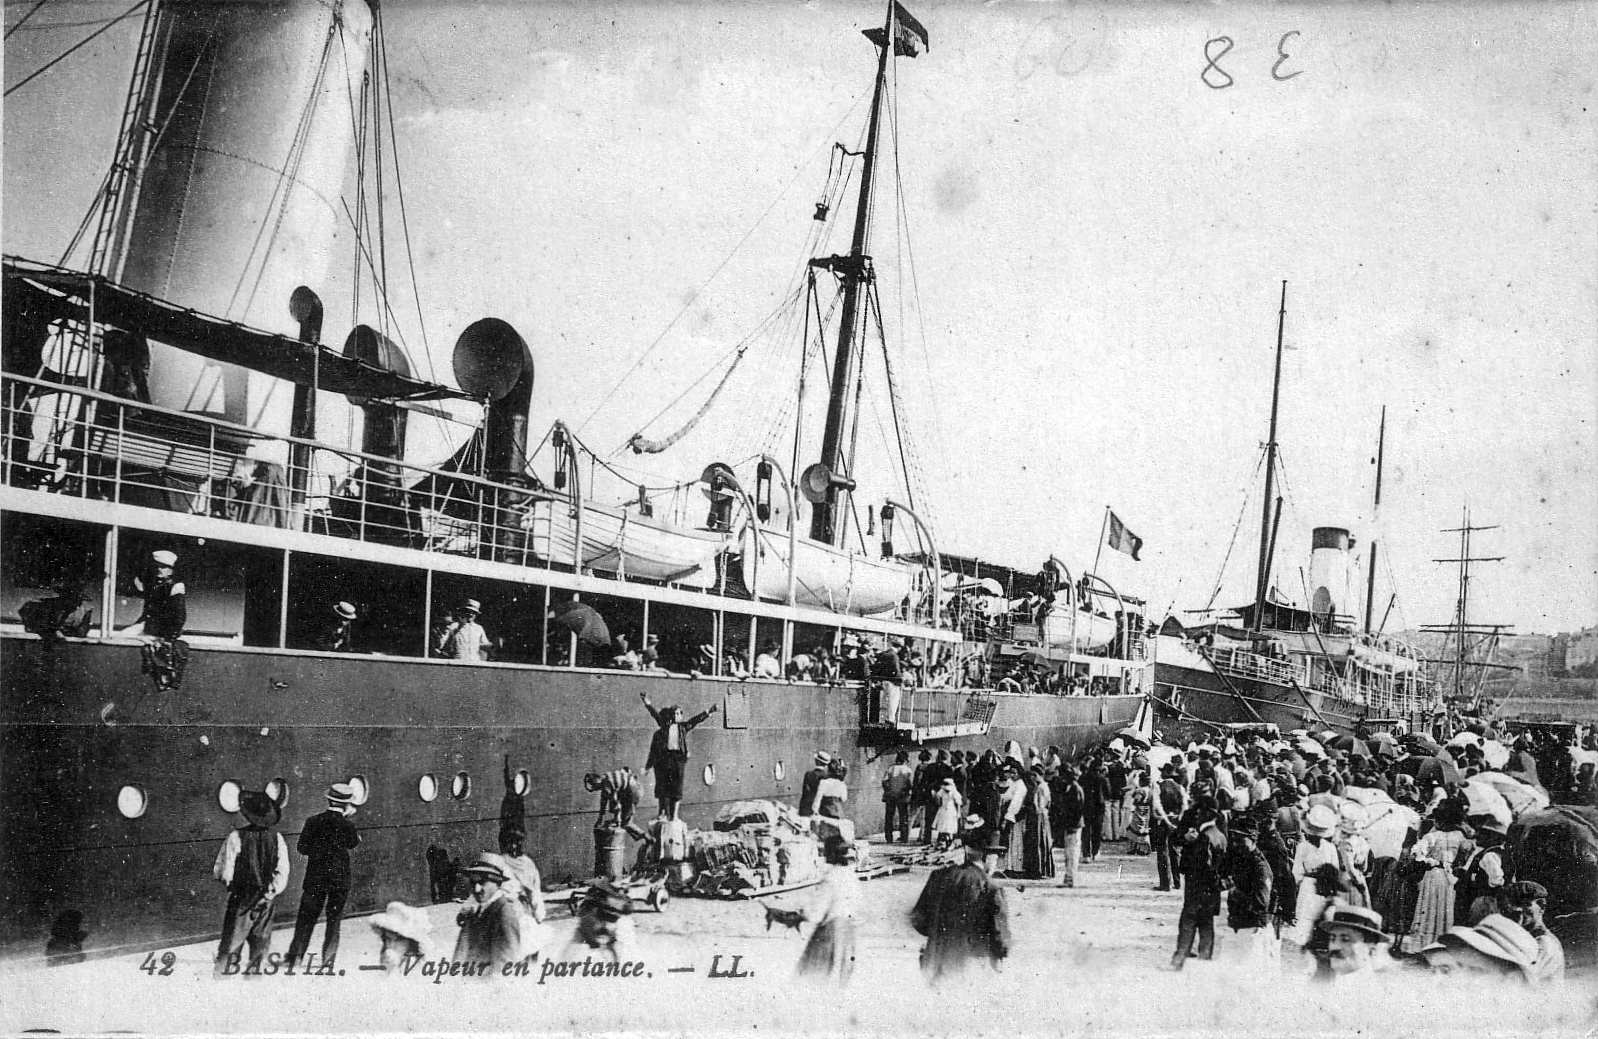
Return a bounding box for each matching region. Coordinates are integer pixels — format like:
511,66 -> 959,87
874,685 -> 996,736
0,373 -> 942,626
1209,645 -> 1304,688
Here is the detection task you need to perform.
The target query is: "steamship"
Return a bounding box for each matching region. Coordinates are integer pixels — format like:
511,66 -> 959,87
0,1 -> 1147,960
1151,289 -> 1436,741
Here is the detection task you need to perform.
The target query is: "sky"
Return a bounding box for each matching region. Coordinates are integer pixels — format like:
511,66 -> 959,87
4,0 -> 1596,634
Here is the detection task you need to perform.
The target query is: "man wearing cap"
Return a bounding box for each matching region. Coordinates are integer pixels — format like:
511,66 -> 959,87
455,855 -> 526,973
212,790 -> 291,975
910,826 -> 1011,981
1503,881 -> 1564,982
127,550 -> 187,640
1170,804 -> 1227,969
124,550 -> 189,689
435,598 -> 492,661
286,783 -> 362,967
317,601 -> 358,653
1321,904 -> 1392,979
1224,816 -> 1276,965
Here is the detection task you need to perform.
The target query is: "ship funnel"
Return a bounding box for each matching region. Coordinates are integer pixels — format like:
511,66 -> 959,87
1308,526 -> 1354,627
453,318 -> 534,479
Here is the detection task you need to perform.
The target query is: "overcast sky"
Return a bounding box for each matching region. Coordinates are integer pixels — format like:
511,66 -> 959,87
5,1 -> 1595,634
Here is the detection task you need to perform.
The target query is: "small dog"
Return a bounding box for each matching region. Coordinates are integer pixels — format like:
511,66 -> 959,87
763,905 -> 806,933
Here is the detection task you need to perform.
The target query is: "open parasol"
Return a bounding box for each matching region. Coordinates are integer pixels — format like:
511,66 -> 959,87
1472,771 -> 1550,818
1327,733 -> 1372,759
549,599 -> 612,649
1462,780 -> 1514,830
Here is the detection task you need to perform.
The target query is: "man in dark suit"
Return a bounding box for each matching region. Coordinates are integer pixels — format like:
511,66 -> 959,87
799,750 -> 832,816
287,783 -> 361,967
910,827 -> 1010,981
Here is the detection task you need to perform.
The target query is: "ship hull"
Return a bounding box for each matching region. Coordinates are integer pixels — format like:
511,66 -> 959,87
1152,659 -> 1365,743
0,635 -> 1140,959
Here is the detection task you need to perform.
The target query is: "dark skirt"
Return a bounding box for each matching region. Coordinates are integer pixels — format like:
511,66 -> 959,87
653,756 -> 685,801
1022,813 -> 1055,878
797,918 -> 856,983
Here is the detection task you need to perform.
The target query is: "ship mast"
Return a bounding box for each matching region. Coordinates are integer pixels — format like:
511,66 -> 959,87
807,2 -> 897,548
1252,281 -> 1288,632
1363,405 -> 1386,632
1423,508 -> 1511,709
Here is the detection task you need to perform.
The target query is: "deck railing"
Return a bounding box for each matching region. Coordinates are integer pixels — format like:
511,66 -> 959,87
1209,645 -> 1305,688
0,373 -> 947,624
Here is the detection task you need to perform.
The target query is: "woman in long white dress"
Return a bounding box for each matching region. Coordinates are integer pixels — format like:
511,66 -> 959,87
1288,804 -> 1343,948
797,835 -> 859,984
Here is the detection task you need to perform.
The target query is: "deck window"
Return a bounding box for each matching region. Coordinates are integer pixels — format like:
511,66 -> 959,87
0,511 -> 106,635
114,532 -> 281,646
645,601 -> 715,674
576,591 -> 642,668
285,554 -> 425,656
430,575 -> 547,664
722,613 -> 753,676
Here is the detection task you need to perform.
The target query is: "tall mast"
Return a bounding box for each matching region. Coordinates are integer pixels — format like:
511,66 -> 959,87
1363,405 -> 1386,632
1423,510 -> 1509,707
808,1 -> 895,547
1253,280 -> 1288,632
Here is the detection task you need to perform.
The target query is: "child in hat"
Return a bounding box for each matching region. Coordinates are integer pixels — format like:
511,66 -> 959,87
212,790 -> 290,975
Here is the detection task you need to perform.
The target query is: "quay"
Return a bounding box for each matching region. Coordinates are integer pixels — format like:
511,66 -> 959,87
2,836 -> 1590,1037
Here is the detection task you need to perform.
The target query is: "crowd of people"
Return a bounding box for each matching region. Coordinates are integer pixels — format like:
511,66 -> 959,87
1126,722 -> 1590,983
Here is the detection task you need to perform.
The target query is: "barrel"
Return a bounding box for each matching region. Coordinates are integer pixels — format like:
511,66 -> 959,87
594,823 -> 627,880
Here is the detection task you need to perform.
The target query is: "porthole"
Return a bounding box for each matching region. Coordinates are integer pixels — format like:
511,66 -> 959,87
117,785 -> 148,819
217,780 -> 242,814
418,774 -> 439,803
451,772 -> 472,800
265,778 -> 290,807
512,769 -> 530,796
773,761 -> 786,781
347,775 -> 370,806
703,764 -> 716,787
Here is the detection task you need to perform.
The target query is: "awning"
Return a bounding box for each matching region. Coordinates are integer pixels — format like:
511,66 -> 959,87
4,257 -> 470,404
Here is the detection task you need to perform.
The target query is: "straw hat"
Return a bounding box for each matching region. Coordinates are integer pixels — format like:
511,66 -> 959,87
1303,804 -> 1339,838
814,750 -> 832,767
1426,914 -> 1538,976
333,601 -> 357,620
1322,904 -> 1387,942
325,782 -> 356,807
151,550 -> 178,567
368,901 -> 434,954
459,599 -> 481,614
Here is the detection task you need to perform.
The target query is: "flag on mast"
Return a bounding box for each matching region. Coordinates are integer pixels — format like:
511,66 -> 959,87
864,2 -> 929,57
1106,511 -> 1143,561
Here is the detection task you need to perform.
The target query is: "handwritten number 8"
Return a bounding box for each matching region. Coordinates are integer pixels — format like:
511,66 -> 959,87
1203,32 -> 1302,88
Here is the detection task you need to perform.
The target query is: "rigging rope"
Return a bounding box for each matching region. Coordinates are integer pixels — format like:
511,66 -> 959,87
4,0 -> 50,39
626,343 -> 754,455
575,93 -> 867,437
4,0 -> 147,97
1202,446 -> 1268,614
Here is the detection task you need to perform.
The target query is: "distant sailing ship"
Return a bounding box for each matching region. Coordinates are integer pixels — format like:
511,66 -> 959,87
1,0 -> 1149,959
1151,284 -> 1438,740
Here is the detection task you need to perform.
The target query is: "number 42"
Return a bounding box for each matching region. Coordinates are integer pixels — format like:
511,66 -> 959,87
1203,32 -> 1303,89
